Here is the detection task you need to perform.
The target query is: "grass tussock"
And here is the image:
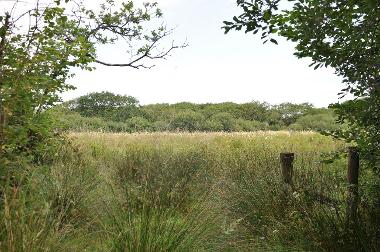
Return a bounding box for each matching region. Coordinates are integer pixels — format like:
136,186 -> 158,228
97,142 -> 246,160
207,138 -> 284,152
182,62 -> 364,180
1,132 -> 379,251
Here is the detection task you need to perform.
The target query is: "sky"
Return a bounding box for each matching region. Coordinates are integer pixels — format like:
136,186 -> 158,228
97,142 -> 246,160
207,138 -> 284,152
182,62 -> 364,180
2,0 -> 347,107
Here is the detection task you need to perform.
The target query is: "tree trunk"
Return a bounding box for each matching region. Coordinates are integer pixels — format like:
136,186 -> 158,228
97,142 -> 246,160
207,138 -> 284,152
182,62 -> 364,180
0,13 -> 11,156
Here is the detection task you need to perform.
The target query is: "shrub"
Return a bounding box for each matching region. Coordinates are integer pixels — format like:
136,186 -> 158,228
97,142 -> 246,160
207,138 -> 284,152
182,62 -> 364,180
153,120 -> 170,131
290,110 -> 340,132
169,111 -> 205,132
125,117 -> 152,132
205,112 -> 237,132
235,118 -> 269,131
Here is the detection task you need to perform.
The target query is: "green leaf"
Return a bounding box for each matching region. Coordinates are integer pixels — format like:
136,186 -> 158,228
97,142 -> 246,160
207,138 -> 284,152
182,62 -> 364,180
263,10 -> 271,22
223,21 -> 234,26
270,38 -> 278,45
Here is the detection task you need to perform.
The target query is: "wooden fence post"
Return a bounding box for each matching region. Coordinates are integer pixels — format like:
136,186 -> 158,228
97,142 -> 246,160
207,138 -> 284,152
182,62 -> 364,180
280,153 -> 294,184
347,147 -> 359,226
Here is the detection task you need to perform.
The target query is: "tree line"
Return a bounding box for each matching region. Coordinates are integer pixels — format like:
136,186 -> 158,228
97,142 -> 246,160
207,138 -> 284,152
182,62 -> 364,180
51,91 -> 340,133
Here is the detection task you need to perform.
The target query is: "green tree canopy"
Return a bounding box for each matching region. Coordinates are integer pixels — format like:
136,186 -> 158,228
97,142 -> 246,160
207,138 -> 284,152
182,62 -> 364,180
169,110 -> 205,132
224,0 -> 380,171
274,102 -> 313,126
67,92 -> 140,121
207,112 -> 237,132
0,0 -> 184,170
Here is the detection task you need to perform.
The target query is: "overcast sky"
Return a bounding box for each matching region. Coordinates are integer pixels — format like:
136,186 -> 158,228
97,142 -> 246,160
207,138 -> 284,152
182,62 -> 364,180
2,0 -> 347,107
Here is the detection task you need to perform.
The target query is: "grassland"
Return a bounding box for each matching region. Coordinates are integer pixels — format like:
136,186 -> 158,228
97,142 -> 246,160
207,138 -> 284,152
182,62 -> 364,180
1,131 -> 379,251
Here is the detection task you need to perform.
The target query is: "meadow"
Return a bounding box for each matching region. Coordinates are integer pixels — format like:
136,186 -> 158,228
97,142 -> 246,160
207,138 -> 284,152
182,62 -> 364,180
2,0 -> 379,251
1,131 -> 379,251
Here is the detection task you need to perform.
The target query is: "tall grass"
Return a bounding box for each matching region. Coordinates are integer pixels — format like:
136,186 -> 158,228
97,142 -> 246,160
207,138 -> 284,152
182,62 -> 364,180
1,131 -> 379,251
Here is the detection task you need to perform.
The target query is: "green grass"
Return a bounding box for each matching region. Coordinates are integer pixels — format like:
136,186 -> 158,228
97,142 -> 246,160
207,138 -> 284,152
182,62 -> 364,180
1,131 -> 379,251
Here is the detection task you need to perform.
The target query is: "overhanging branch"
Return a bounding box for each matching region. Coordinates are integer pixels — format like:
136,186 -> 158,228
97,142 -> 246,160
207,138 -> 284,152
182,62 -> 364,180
93,40 -> 188,69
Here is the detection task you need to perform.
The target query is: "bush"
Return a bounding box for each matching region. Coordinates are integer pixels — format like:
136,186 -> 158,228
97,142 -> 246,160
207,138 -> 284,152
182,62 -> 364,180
235,118 -> 269,131
125,116 -> 152,132
290,110 -> 340,132
205,112 -> 237,132
169,111 -> 205,132
107,121 -> 129,132
48,107 -> 134,132
153,120 -> 170,131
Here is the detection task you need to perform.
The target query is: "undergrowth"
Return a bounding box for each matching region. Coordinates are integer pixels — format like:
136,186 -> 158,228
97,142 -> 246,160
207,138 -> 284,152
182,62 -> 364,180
1,132 -> 379,251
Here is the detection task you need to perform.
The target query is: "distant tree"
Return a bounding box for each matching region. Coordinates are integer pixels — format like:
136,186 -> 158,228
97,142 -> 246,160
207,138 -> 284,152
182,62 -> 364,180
207,112 -> 237,132
171,102 -> 200,112
153,120 -> 170,132
126,116 -> 152,132
290,109 -> 340,132
169,111 -> 205,132
235,118 -> 268,131
238,102 -> 270,122
224,0 -> 380,171
273,103 -> 313,126
68,92 -> 140,121
141,104 -> 174,122
202,102 -> 241,119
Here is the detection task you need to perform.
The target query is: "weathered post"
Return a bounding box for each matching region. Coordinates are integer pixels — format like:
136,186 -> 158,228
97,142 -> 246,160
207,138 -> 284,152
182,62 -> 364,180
347,147 -> 359,226
280,152 -> 295,184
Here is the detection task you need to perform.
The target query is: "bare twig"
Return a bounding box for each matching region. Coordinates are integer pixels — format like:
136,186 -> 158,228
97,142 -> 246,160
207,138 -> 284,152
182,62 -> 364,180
93,28 -> 188,69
